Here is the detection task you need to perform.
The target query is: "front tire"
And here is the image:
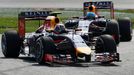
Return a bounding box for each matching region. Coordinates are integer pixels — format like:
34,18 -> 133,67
35,37 -> 56,64
85,55 -> 91,62
95,35 -> 117,53
105,20 -> 120,45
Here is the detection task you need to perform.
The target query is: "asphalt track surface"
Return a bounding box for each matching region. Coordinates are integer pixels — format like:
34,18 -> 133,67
0,32 -> 134,75
0,0 -> 134,75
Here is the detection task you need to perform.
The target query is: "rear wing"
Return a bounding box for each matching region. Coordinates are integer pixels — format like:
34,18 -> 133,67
19,11 -> 61,19
83,1 -> 114,18
18,11 -> 61,38
19,11 -> 51,20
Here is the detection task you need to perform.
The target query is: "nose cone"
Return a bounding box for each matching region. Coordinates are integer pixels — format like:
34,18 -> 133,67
76,47 -> 92,55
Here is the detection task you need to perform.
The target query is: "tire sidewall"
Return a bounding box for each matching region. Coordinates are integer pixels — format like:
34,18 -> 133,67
35,38 -> 45,64
105,19 -> 120,45
95,35 -> 117,53
1,30 -> 21,57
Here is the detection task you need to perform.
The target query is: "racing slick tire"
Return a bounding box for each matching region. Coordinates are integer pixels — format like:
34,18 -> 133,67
118,17 -> 132,41
56,37 -> 77,63
95,34 -> 117,53
105,19 -> 120,45
35,36 -> 56,64
85,55 -> 91,62
1,30 -> 21,58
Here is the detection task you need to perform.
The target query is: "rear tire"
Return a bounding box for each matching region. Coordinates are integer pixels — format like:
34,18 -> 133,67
118,17 -> 132,41
1,30 -> 21,58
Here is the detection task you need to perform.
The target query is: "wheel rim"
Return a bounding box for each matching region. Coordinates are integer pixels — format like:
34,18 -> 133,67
35,41 -> 44,63
1,34 -> 7,55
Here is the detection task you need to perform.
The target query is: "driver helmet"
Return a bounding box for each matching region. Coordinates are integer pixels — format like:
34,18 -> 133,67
86,12 -> 96,20
88,5 -> 96,13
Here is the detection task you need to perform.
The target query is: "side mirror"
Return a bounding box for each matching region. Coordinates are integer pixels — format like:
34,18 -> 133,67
75,28 -> 82,31
98,15 -> 105,18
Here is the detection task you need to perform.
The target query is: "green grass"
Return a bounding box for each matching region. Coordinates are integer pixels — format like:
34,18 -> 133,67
0,18 -> 45,33
0,17 -> 17,33
115,9 -> 134,13
0,8 -> 134,33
